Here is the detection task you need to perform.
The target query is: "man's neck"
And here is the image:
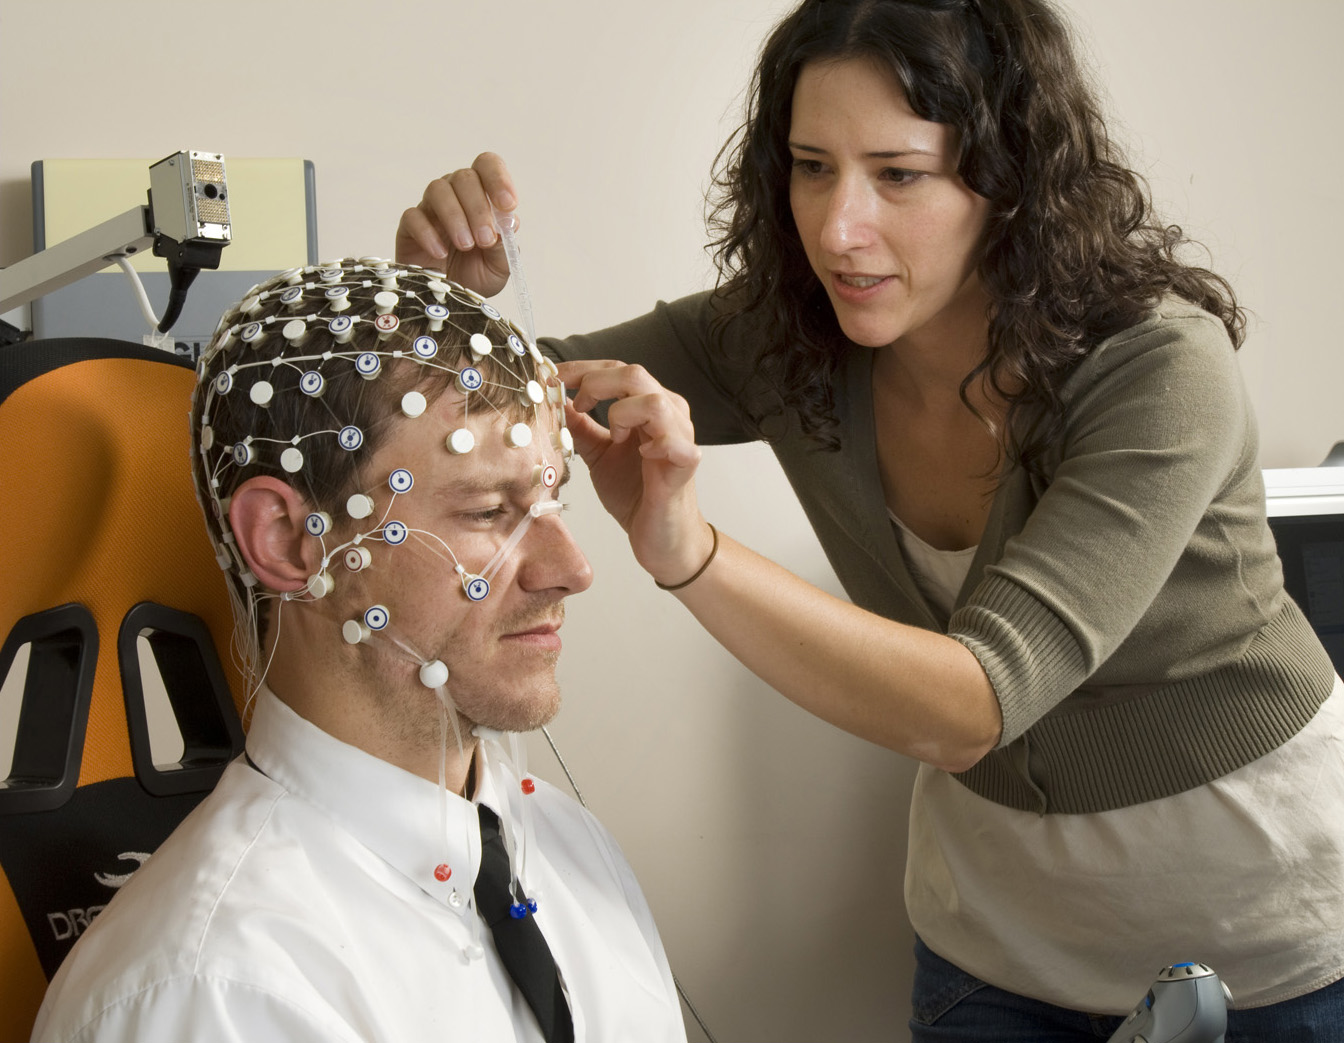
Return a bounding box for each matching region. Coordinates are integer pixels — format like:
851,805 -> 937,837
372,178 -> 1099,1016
263,630 -> 477,794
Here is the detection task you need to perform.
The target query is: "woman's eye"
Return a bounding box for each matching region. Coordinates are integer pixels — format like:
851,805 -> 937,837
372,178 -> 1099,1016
883,168 -> 926,186
791,158 -> 827,177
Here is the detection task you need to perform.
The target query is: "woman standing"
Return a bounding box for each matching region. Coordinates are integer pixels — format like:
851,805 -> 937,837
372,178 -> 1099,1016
398,1 -> 1344,1037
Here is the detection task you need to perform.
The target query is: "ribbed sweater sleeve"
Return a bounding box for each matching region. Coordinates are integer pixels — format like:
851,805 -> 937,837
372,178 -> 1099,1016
948,302 -> 1263,745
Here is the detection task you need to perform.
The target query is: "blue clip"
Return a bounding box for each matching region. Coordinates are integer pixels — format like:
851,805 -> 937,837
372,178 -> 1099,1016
526,899 -> 538,914
509,903 -> 529,920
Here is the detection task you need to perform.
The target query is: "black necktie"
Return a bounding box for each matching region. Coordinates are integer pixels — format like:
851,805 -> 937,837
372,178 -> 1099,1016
474,804 -> 574,1043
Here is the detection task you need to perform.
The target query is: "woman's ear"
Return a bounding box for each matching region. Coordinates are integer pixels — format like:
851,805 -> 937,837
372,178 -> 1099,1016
228,476 -> 319,593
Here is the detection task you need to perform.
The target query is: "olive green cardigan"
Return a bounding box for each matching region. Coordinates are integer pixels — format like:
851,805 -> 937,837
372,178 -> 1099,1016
545,293 -> 1335,814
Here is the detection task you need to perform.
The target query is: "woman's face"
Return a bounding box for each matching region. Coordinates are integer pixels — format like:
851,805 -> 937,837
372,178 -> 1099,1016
788,58 -> 991,351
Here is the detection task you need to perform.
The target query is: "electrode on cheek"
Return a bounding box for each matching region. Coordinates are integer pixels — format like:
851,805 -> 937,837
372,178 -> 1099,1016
419,659 -> 450,689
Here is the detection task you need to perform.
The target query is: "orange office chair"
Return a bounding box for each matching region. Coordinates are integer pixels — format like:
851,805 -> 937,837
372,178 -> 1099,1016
0,340 -> 246,1043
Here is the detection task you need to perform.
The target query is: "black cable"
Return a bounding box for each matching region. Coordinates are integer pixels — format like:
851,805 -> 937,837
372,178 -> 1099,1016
152,235 -> 225,333
157,265 -> 201,333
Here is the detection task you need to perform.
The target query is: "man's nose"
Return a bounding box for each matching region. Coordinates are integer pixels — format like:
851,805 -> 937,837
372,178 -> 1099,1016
518,512 -> 593,596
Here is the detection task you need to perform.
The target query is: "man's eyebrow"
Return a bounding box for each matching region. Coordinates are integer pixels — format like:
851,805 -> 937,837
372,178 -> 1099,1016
438,458 -> 573,499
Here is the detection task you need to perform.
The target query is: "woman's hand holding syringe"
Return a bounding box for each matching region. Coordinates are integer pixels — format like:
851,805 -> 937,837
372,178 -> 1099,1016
396,152 -> 518,297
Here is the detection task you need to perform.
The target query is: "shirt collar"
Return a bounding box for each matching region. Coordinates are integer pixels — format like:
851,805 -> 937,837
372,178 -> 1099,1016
245,686 -> 500,914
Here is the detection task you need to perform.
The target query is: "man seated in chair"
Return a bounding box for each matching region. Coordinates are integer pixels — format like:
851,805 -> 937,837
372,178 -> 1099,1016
33,261 -> 686,1042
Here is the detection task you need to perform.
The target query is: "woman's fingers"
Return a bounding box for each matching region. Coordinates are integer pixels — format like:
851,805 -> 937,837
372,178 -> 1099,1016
393,153 -> 520,295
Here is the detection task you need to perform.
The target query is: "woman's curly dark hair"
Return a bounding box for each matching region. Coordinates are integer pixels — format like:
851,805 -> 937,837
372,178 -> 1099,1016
708,0 -> 1244,469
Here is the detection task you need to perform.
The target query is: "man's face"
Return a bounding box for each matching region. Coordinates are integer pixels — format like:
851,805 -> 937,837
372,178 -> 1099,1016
324,383 -> 591,735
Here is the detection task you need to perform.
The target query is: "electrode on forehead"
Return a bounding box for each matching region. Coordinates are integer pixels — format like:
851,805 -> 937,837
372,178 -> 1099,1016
446,428 -> 476,455
401,390 -> 428,418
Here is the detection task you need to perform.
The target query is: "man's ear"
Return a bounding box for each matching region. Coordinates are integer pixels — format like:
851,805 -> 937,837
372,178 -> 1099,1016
228,476 -> 319,593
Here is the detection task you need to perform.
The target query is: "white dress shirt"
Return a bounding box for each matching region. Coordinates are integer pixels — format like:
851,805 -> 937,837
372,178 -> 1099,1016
32,689 -> 686,1042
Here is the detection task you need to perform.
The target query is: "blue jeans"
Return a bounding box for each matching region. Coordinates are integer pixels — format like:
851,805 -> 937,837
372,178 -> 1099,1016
909,936 -> 1344,1042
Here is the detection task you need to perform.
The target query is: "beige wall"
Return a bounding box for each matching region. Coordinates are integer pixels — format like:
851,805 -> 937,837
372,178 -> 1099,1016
2,2 -> 1341,1039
